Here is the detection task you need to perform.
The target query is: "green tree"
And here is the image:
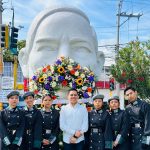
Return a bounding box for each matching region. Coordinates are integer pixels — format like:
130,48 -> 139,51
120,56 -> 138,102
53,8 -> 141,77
17,40 -> 26,51
110,40 -> 150,99
3,40 -> 26,61
3,49 -> 14,62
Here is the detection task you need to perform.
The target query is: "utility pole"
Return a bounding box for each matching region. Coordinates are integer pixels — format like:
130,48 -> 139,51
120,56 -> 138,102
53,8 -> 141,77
115,0 -> 142,97
0,0 -> 3,91
116,0 -> 122,59
116,0 -> 142,57
11,8 -> 18,90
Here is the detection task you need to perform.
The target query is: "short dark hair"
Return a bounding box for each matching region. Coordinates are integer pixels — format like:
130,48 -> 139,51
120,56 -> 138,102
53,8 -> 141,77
68,88 -> 78,95
124,86 -> 136,95
42,94 -> 52,101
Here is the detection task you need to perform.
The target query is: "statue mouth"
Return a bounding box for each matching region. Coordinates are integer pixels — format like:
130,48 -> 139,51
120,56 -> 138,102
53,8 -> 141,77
29,56 -> 95,100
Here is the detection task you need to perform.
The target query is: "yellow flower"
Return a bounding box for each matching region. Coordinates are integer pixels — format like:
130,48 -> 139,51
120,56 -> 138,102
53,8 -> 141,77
76,78 -> 83,86
58,66 -> 65,73
89,72 -> 94,76
39,77 -> 44,83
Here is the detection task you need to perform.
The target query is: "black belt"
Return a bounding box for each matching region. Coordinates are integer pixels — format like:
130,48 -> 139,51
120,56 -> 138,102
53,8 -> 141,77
91,128 -> 103,133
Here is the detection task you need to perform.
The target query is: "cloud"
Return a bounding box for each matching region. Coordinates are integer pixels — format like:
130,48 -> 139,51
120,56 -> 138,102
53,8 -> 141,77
2,0 -> 150,51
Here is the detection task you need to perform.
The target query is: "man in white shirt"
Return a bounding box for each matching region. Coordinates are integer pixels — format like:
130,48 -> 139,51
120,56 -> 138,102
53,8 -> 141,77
60,88 -> 88,150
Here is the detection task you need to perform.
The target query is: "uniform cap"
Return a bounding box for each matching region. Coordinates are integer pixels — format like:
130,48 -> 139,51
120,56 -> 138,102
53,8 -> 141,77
7,91 -> 20,99
23,91 -> 34,100
92,94 -> 104,101
108,96 -> 120,103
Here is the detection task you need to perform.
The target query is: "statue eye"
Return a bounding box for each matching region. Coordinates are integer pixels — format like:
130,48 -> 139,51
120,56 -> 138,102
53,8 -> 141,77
72,46 -> 91,53
37,46 -> 57,52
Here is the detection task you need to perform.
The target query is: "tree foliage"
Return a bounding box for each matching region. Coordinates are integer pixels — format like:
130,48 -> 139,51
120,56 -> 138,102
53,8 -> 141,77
17,40 -> 26,51
110,40 -> 150,99
3,40 -> 26,61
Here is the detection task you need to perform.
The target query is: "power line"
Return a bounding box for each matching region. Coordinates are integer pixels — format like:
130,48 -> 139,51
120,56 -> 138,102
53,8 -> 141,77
116,0 -> 142,57
95,25 -> 116,28
96,27 -> 150,34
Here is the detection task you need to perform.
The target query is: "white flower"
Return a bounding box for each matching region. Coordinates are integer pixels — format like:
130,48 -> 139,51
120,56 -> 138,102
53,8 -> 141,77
67,65 -> 73,70
69,82 -> 72,87
42,74 -> 47,78
37,67 -> 42,73
69,59 -> 74,63
82,86 -> 87,90
55,76 -> 58,81
51,81 -> 57,87
65,76 -> 69,79
81,73 -> 85,78
48,72 -> 52,76
75,71 -> 79,76
92,82 -> 96,87
29,86 -> 34,91
87,92 -> 92,97
51,66 -> 54,72
42,90 -> 49,95
34,85 -> 38,90
83,67 -> 89,71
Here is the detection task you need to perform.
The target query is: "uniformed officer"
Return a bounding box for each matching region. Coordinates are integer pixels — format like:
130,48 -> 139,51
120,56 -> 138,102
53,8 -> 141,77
88,94 -> 113,150
124,87 -> 150,150
21,91 -> 43,150
41,94 -> 60,150
108,96 -> 130,150
0,91 -> 25,150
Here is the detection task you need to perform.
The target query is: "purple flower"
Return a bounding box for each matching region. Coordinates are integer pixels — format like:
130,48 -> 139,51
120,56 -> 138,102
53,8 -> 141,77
47,76 -> 52,82
44,84 -> 50,90
88,76 -> 94,82
72,82 -> 76,88
58,76 -> 64,81
83,92 -> 90,98
56,59 -> 62,65
32,76 -> 37,80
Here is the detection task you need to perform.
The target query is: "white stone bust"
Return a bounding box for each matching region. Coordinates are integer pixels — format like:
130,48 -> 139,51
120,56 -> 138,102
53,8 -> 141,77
18,6 -> 105,79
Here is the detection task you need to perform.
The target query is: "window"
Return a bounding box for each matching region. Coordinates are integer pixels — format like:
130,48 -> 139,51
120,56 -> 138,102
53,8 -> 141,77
3,62 -> 24,83
3,62 -> 13,77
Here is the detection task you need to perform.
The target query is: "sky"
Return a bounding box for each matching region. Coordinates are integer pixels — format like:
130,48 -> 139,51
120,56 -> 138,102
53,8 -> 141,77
2,0 -> 150,65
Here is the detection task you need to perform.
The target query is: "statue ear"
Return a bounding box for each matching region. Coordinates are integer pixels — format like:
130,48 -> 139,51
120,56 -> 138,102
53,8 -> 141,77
96,51 -> 105,79
18,48 -> 29,78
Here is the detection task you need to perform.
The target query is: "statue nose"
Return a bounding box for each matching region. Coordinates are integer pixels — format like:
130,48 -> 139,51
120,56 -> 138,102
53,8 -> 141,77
58,36 -> 70,58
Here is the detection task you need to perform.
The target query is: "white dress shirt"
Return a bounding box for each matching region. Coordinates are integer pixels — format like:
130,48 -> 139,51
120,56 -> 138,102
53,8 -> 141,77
60,103 -> 88,144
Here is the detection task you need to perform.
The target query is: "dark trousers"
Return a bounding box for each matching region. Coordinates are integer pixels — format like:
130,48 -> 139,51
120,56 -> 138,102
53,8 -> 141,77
63,141 -> 84,150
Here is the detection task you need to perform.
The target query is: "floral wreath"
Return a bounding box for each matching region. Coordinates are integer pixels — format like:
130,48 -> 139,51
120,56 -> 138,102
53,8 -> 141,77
29,57 -> 95,99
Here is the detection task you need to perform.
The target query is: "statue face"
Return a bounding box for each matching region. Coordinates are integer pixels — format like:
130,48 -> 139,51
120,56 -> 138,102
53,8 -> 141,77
28,12 -> 100,78
19,8 -> 105,78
